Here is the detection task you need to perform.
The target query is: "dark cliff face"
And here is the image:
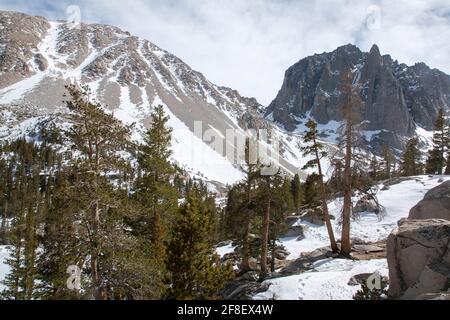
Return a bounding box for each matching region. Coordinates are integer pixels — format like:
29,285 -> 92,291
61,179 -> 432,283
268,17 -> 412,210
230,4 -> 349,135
266,44 -> 450,150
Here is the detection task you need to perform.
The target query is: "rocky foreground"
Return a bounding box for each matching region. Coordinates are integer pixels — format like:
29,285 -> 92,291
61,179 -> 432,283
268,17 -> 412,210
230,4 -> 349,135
216,176 -> 450,300
387,180 -> 450,300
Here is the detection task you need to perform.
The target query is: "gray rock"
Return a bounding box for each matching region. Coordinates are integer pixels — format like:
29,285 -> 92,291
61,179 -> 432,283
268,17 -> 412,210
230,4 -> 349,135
285,215 -> 302,227
273,247 -> 290,261
300,207 -> 325,226
236,271 -> 259,282
348,273 -> 374,286
352,244 -> 384,253
387,219 -> 450,300
280,246 -> 337,275
408,181 -> 450,220
416,292 -> 450,300
284,225 -> 305,239
348,273 -> 389,287
220,278 -> 270,300
353,197 -> 381,214
265,43 -> 450,153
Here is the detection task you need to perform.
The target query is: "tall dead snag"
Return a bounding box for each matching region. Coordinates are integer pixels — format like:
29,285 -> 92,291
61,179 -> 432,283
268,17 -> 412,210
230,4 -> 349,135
339,71 -> 362,257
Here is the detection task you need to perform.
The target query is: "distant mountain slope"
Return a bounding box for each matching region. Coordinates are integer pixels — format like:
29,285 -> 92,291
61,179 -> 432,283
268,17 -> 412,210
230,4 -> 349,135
0,11 -> 304,184
266,44 -> 450,153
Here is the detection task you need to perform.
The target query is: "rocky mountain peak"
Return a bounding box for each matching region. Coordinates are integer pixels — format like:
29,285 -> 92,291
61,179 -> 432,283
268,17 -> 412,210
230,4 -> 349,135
369,44 -> 381,56
266,44 -> 450,153
0,10 -> 304,184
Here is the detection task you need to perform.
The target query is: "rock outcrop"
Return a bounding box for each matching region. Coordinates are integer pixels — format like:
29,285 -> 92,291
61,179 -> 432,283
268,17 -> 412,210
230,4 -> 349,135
266,44 -> 450,153
353,196 -> 383,215
387,219 -> 450,300
409,180 -> 450,221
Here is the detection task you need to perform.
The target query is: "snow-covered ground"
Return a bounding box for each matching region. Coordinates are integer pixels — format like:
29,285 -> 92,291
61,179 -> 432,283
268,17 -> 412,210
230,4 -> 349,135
215,242 -> 235,258
254,258 -> 388,300
1,175 -> 448,299
214,175 -> 449,300
279,175 -> 450,260
255,175 -> 449,300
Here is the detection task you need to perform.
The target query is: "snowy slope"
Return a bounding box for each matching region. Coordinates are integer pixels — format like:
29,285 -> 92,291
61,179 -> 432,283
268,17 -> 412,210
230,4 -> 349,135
254,258 -> 388,300
280,175 -> 450,260
0,11 -> 304,185
250,175 -> 449,300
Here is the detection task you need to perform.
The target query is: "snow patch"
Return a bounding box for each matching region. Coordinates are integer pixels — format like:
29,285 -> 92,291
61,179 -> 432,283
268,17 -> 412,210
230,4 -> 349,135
280,175 -> 450,260
254,258 -> 388,300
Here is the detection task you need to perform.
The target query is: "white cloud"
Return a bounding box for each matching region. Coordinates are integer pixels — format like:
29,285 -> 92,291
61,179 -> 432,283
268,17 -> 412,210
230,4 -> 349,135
0,0 -> 449,105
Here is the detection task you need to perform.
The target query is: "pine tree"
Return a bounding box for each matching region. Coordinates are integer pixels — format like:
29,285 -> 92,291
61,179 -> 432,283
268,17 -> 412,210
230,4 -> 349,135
426,108 -> 447,174
381,145 -> 395,179
1,214 -> 25,300
258,174 -> 273,280
401,137 -> 423,176
301,119 -> 338,253
133,104 -> 178,294
238,138 -> 261,272
63,84 -> 133,299
369,155 -> 380,181
167,189 -> 233,299
264,174 -> 289,273
256,168 -> 291,280
282,177 -> 295,213
36,166 -> 86,300
1,140 -> 48,300
290,174 -> 302,212
303,174 -> 320,207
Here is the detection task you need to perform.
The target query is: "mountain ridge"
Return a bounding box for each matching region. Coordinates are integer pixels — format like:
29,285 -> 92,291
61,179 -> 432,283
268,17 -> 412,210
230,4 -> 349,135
265,43 -> 450,153
0,10 -> 304,185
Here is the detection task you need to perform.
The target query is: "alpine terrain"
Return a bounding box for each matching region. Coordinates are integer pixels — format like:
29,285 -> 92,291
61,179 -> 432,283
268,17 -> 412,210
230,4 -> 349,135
0,9 -> 449,302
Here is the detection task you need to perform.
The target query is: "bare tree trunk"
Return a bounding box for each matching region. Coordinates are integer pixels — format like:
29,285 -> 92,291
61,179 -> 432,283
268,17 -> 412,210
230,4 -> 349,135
314,137 -> 338,253
91,200 -> 105,300
1,201 -> 7,244
259,184 -> 271,281
241,217 -> 251,272
241,180 -> 253,272
341,108 -> 353,257
270,239 -> 276,272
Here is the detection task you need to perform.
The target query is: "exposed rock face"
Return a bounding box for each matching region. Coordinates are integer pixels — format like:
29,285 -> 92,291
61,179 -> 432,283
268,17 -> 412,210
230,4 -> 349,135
0,11 -> 50,88
387,219 -> 450,300
266,44 -> 450,152
220,273 -> 270,300
284,216 -> 306,240
0,10 -> 305,182
409,181 -> 450,221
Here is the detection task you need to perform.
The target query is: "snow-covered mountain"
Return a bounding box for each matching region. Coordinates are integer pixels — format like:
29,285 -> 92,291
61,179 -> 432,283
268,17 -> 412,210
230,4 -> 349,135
1,11 -> 446,185
0,11 -> 307,185
266,44 -> 450,154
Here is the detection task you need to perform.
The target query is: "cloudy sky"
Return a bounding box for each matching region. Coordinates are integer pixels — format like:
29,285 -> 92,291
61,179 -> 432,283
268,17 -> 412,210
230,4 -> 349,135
0,0 -> 449,105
